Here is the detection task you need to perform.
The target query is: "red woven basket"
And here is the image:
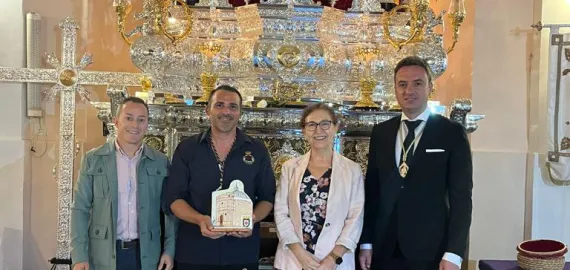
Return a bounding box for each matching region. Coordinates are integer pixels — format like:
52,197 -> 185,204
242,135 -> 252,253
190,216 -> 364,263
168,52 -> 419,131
516,239 -> 567,270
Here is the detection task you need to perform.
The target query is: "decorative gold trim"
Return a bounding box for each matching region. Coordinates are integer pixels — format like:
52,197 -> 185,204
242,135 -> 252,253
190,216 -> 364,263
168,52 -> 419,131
113,0 -> 135,45
446,10 -> 465,54
195,72 -> 218,104
277,45 -> 301,68
353,77 -> 379,108
144,136 -> 164,152
382,4 -> 420,50
382,0 -> 430,50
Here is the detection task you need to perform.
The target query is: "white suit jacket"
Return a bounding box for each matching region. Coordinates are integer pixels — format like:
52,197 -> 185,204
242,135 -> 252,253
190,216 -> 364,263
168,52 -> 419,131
273,151 -> 365,270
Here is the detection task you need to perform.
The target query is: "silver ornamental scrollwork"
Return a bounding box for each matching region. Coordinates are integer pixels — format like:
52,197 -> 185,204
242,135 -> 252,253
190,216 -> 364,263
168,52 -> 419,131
107,85 -> 128,117
95,95 -> 484,174
55,18 -> 81,266
193,0 -> 388,14
448,99 -> 485,134
93,97 -> 483,188
341,137 -> 370,174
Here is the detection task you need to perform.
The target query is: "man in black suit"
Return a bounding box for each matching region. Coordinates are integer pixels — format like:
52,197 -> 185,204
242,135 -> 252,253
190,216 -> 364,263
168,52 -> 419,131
358,56 -> 473,270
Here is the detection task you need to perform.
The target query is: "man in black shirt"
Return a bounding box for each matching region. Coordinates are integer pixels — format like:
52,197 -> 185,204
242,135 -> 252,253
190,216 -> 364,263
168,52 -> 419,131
163,85 -> 276,270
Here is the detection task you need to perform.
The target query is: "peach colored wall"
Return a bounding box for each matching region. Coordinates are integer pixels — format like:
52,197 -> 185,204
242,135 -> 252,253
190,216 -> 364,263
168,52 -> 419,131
16,0 -> 474,268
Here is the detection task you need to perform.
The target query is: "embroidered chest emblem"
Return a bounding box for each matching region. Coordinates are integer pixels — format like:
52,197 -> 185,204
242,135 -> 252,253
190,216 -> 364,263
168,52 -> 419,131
243,151 -> 255,165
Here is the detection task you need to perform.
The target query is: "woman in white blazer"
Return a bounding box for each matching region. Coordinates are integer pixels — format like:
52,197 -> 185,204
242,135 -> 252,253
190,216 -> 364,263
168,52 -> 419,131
274,103 -> 365,270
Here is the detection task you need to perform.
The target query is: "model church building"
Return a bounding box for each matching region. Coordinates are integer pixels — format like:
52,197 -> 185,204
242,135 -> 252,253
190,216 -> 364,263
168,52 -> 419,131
212,180 -> 254,230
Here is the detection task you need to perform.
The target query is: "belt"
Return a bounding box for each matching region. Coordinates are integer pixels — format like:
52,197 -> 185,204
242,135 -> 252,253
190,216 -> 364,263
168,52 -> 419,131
117,239 -> 139,250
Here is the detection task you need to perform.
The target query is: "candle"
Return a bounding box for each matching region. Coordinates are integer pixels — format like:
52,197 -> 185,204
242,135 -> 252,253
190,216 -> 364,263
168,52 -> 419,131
449,0 -> 465,13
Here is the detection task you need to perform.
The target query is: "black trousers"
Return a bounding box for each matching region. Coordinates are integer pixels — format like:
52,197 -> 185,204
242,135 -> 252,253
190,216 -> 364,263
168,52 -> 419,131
177,262 -> 259,270
372,205 -> 439,270
372,243 -> 439,270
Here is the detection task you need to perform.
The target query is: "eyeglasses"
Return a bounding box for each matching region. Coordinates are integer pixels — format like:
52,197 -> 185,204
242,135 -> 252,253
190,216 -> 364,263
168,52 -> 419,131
303,120 -> 333,131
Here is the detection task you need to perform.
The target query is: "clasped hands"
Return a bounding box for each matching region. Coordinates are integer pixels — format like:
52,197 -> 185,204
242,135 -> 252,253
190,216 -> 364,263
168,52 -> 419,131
198,214 -> 255,239
291,245 -> 337,270
302,255 -> 337,270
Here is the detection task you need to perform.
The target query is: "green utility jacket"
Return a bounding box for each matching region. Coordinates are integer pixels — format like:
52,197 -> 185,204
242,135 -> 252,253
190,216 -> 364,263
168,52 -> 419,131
70,141 -> 177,270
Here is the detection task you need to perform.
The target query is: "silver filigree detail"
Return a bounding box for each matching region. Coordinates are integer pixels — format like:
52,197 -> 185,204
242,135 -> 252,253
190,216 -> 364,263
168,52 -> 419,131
0,67 -> 58,82
120,5 -> 447,104
55,17 -> 78,269
43,20 -> 92,102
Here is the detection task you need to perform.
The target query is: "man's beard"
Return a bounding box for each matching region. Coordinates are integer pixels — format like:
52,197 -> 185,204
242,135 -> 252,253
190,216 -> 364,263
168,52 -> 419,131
214,115 -> 237,132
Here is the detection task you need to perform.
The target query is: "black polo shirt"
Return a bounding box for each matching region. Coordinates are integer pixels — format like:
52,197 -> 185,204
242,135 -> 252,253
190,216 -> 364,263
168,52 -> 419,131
163,128 -> 276,265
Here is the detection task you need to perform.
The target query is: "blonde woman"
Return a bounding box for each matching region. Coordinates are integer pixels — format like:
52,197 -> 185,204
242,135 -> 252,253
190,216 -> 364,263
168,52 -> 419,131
274,103 -> 365,270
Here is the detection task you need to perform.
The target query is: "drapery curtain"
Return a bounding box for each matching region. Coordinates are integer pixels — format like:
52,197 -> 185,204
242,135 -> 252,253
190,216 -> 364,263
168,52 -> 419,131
546,33 -> 570,185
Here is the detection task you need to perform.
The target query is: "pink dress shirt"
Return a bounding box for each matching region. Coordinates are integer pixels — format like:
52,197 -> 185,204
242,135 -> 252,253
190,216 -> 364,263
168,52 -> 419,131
115,141 -> 143,241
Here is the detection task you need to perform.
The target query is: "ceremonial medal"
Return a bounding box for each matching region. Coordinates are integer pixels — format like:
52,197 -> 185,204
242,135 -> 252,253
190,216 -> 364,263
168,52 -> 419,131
399,126 -> 423,179
399,162 -> 409,178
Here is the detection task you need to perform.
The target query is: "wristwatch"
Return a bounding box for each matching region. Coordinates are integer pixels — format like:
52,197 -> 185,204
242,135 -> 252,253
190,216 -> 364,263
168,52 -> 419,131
329,252 -> 343,265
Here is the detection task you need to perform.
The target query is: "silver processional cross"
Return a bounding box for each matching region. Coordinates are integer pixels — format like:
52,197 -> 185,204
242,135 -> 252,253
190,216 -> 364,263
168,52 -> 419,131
0,17 -> 143,269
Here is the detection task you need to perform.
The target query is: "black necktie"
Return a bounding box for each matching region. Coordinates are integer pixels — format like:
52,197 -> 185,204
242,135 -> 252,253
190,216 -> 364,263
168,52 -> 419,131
400,120 -> 422,165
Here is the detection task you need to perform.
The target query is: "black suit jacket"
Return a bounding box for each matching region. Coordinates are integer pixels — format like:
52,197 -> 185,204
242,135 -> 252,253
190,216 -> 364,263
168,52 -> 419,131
360,113 -> 473,262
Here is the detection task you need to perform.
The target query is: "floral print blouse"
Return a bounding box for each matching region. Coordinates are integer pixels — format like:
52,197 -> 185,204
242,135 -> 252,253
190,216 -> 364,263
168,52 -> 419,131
299,167 -> 332,254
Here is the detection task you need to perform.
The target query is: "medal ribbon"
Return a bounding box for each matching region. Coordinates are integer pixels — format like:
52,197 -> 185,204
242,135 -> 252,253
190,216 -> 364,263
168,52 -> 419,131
399,123 -> 424,178
400,131 -> 422,165
210,132 -> 237,190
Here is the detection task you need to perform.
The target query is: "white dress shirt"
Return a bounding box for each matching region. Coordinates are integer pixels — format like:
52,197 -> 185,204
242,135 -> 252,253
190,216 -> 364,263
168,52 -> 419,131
115,141 -> 143,241
360,107 -> 463,268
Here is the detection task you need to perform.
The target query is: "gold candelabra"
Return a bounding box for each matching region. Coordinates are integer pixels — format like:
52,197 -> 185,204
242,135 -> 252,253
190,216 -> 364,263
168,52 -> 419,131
318,0 -> 386,109
113,0 -> 134,45
383,0 -> 430,50
113,0 -> 193,45
317,0 -> 384,109
160,0 -> 193,44
195,42 -> 223,104
353,47 -> 380,109
355,77 -> 379,108
446,0 -> 466,53
382,0 -> 466,53
112,0 -> 262,100
193,2 -> 263,104
316,0 -> 466,109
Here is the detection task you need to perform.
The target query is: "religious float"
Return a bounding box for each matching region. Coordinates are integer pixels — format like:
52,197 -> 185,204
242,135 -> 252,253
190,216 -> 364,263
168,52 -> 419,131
91,0 -> 483,267
92,0 -> 483,170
